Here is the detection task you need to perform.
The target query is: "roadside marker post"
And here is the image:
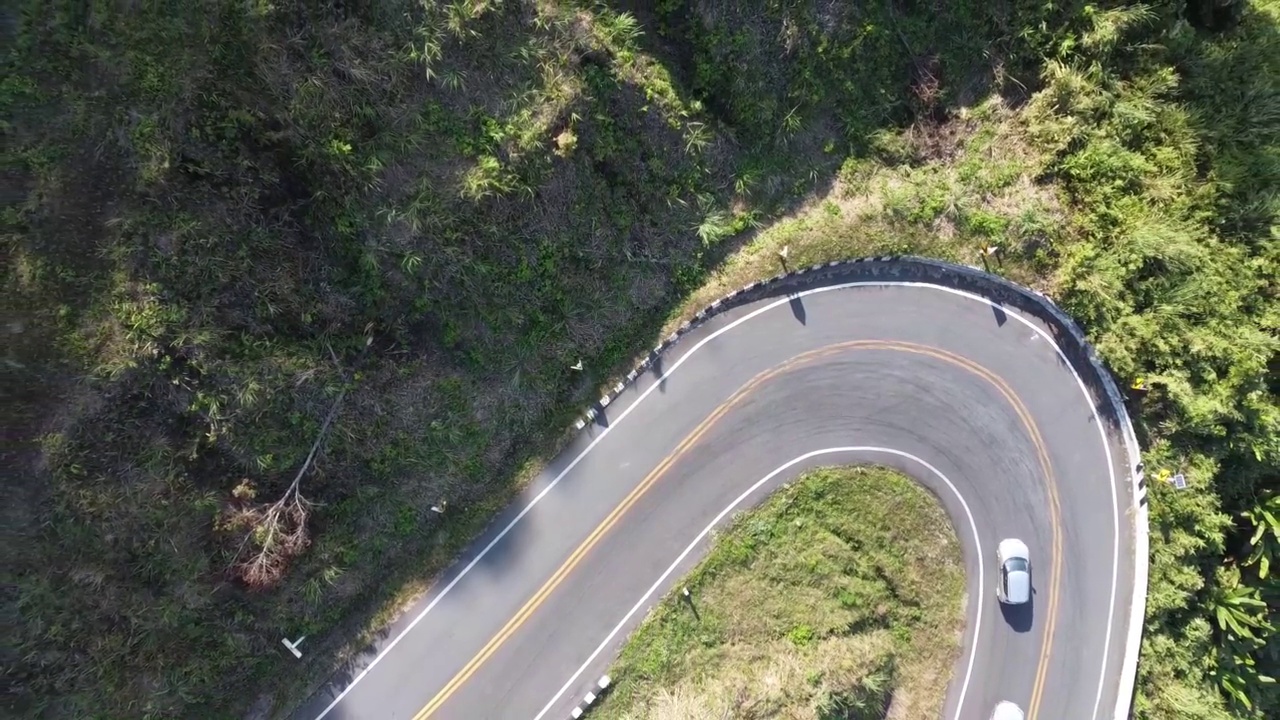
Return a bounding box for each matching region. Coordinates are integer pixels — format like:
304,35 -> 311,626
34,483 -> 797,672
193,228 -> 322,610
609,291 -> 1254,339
979,243 -> 1003,270
281,636 -> 306,659
680,586 -> 701,621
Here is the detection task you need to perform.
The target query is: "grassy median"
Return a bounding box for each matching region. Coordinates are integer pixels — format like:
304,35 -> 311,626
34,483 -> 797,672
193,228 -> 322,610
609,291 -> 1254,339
591,466 -> 965,720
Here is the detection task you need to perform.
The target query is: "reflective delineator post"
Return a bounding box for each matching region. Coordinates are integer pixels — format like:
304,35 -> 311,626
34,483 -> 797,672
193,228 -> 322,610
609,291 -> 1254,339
281,635 -> 306,659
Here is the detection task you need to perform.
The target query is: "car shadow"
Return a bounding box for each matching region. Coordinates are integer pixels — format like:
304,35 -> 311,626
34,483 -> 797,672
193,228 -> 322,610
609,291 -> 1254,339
999,592 -> 1035,633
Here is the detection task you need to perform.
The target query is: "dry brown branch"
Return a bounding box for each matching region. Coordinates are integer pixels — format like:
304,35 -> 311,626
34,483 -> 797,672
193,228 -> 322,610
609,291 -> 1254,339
224,492 -> 314,588
223,338 -> 372,589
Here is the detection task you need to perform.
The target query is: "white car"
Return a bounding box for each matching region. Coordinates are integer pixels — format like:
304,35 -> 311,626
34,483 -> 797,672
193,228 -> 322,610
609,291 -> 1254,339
991,700 -> 1025,720
996,538 -> 1032,605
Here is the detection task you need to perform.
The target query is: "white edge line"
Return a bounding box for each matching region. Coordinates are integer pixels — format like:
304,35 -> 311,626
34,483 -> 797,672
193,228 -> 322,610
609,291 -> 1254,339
914,258 -> 1145,720
311,278 -> 848,719
911,284 -> 1124,720
311,279 -> 1135,720
530,446 -> 986,720
913,259 -> 1144,720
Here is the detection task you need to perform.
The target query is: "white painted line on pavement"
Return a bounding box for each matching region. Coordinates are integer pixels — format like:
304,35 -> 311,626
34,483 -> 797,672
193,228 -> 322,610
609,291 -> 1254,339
884,284 -> 1123,720
311,280 -> 1124,720
531,447 -> 986,720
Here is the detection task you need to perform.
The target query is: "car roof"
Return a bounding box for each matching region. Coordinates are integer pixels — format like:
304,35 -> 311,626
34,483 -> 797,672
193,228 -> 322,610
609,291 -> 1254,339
998,538 -> 1029,560
991,701 -> 1025,720
1006,566 -> 1031,603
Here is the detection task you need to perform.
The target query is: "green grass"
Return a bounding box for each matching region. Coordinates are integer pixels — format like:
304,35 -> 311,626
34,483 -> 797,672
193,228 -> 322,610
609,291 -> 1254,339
592,466 -> 965,720
4,0 -> 1278,718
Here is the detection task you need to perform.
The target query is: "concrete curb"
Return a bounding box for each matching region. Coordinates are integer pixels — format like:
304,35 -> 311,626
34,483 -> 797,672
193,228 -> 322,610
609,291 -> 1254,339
569,255 -> 1146,719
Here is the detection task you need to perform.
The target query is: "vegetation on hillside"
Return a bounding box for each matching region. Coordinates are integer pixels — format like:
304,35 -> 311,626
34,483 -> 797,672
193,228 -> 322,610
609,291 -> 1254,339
3,0 -> 1277,718
592,466 -> 965,720
1027,4 -> 1280,715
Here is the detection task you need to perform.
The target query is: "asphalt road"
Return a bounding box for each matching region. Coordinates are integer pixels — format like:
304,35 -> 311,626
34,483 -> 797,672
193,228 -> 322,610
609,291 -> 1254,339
296,271 -> 1139,720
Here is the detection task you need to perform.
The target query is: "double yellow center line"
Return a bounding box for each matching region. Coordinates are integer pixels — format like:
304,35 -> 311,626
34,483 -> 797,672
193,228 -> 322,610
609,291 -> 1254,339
413,340 -> 1061,720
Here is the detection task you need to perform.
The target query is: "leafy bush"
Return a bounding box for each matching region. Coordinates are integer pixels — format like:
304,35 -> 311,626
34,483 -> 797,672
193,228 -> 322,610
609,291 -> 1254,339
1020,2 -> 1280,716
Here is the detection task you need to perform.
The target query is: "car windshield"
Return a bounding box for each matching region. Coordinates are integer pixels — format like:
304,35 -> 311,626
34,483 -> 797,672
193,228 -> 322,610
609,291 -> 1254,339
1005,557 -> 1029,574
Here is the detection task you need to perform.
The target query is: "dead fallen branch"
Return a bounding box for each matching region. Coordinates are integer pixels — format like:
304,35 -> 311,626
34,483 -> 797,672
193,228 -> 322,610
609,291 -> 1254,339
222,337 -> 372,589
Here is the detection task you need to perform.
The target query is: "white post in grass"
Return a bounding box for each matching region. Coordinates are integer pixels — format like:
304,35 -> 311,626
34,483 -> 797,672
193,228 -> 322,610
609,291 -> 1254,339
281,635 -> 306,659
